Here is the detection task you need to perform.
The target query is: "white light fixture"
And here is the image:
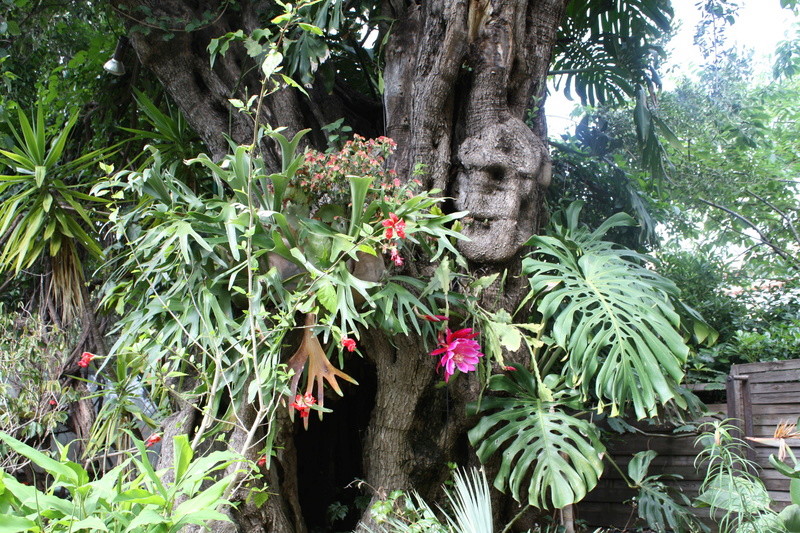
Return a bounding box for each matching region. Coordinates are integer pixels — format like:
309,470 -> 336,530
103,36 -> 128,77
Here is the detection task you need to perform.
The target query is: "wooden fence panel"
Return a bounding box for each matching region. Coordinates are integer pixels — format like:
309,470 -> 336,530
578,359 -> 800,530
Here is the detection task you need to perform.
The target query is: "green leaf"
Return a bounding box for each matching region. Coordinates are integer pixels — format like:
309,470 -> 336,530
0,432 -> 80,486
0,514 -> 38,532
695,476 -> 771,513
628,450 -> 657,485
524,202 -> 688,419
298,22 -> 324,36
468,367 -> 605,509
347,175 -> 374,237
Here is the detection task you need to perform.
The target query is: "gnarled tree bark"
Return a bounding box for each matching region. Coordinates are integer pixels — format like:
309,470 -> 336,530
114,0 -> 568,529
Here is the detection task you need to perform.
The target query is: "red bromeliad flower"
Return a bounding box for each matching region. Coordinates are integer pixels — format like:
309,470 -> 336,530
381,212 -> 406,240
77,352 -> 96,368
341,337 -> 357,352
145,433 -> 162,447
290,393 -> 316,418
430,328 -> 484,382
257,455 -> 267,467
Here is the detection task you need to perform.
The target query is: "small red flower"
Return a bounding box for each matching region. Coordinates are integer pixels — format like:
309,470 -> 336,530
504,365 -> 517,371
49,399 -> 57,406
381,213 -> 406,240
342,337 -> 357,352
145,434 -> 162,447
77,352 -> 96,368
389,247 -> 404,266
290,393 -> 316,419
257,455 -> 267,467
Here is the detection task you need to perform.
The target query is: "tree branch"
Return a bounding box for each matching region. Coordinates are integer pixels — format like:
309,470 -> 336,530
698,197 -> 799,267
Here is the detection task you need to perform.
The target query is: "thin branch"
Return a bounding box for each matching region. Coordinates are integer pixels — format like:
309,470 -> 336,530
746,188 -> 800,246
698,197 -> 800,267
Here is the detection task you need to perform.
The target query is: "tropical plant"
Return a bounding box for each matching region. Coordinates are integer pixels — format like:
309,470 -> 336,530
0,105 -> 108,324
370,467 -> 492,533
627,450 -> 707,532
694,421 -> 783,533
469,366 -> 606,510
522,201 -> 691,419
0,431 -> 240,532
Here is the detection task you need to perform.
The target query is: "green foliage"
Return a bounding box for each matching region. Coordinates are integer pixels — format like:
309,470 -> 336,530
370,468 -> 492,533
694,421 -> 781,533
0,104 -> 109,322
468,366 -> 606,509
0,431 -> 239,532
627,450 -> 708,533
523,201 -> 689,419
0,307 -> 78,450
95,128 -> 465,456
553,0 -> 672,105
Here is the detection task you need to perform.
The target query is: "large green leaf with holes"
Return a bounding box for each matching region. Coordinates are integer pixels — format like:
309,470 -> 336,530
468,367 -> 605,509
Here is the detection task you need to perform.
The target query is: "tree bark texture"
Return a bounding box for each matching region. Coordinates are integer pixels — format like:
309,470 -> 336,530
115,0 -> 568,530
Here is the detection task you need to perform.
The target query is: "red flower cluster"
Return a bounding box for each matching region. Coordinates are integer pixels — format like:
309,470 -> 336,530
341,337 -> 357,352
257,455 -> 267,467
290,393 -> 316,418
145,433 -> 162,447
77,352 -> 95,368
381,213 -> 406,240
431,328 -> 484,382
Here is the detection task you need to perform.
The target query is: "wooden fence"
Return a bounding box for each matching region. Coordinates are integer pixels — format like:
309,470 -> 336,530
577,359 -> 800,530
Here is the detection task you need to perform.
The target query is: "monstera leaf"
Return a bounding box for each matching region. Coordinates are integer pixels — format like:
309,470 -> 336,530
523,202 -> 688,419
468,367 -> 606,509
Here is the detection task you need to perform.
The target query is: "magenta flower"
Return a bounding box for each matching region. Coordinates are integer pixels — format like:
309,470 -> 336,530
430,328 -> 484,382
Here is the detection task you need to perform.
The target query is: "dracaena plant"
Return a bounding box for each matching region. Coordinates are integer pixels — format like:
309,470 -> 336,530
0,104 -> 109,323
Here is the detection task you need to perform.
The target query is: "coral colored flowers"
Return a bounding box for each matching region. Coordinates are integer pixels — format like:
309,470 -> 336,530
257,455 -> 267,467
290,393 -> 316,418
77,352 -> 96,368
381,212 -> 406,240
341,337 -> 357,352
431,328 -> 484,382
145,433 -> 162,447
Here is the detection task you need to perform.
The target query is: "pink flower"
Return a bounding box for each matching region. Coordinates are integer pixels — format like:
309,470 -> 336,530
290,393 -> 316,418
504,365 -> 517,371
145,434 -> 162,447
257,455 -> 267,467
49,399 -> 57,406
381,213 -> 406,240
77,352 -> 96,368
342,337 -> 357,352
430,328 -> 484,382
389,247 -> 404,266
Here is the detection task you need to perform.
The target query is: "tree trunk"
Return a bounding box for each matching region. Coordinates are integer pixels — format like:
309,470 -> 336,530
116,0 -> 567,529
